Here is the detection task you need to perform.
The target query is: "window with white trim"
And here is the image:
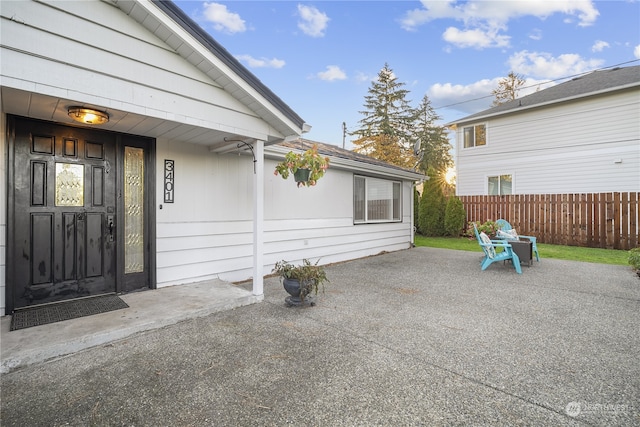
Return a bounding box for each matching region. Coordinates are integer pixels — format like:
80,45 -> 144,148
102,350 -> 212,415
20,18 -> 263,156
488,175 -> 512,195
463,124 -> 486,148
354,176 -> 401,223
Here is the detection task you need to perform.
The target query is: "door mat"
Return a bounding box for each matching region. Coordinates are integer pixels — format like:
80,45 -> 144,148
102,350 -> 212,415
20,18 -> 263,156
10,295 -> 129,331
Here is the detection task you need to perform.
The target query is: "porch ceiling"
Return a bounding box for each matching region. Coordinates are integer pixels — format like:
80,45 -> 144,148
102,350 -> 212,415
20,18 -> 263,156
1,87 -> 252,151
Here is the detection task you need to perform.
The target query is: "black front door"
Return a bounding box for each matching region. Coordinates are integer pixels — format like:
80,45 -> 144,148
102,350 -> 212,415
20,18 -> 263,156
9,116 -> 118,310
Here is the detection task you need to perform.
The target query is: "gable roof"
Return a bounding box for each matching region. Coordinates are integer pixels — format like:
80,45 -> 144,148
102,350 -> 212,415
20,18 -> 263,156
113,0 -> 307,141
152,1 -> 305,130
268,138 -> 426,181
450,65 -> 640,126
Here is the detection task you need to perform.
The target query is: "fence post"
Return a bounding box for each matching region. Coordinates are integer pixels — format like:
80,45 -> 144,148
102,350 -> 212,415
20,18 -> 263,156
605,193 -> 613,248
586,193 -> 593,247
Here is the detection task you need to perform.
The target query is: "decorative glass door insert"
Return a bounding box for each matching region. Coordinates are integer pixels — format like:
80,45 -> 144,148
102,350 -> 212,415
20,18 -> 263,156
124,147 -> 144,273
55,163 -> 84,206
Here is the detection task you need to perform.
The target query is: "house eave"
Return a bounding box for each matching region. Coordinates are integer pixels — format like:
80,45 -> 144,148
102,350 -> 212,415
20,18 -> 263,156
111,0 -> 307,140
265,145 -> 425,181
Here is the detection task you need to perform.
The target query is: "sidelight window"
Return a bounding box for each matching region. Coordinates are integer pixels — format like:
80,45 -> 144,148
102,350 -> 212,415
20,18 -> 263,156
124,147 -> 144,273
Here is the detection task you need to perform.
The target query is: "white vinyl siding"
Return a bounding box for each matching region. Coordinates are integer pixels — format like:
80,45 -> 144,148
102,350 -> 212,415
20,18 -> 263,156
155,140 -> 415,287
456,90 -> 640,195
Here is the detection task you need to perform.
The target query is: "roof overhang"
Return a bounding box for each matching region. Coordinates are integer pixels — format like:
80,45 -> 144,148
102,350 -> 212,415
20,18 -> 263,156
112,0 -> 307,145
264,144 -> 426,182
1,0 -> 308,152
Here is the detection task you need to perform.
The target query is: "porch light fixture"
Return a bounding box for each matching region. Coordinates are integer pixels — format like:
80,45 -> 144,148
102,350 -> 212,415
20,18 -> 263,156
67,107 -> 109,125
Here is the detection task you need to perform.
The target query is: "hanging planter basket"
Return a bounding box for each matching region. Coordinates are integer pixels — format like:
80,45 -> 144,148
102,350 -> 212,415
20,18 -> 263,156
293,168 -> 311,183
273,144 -> 330,187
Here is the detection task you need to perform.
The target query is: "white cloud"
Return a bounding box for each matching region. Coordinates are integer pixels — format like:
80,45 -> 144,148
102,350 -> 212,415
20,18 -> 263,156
428,78 -> 498,114
529,28 -> 543,41
508,50 -> 604,79
297,5 -> 329,37
428,49 -> 606,117
443,27 -> 510,49
317,65 -> 347,81
203,2 -> 246,34
428,76 -> 554,115
635,45 -> 640,59
401,0 -> 599,30
355,72 -> 373,83
235,55 -> 285,69
400,0 -> 599,50
591,40 -> 610,52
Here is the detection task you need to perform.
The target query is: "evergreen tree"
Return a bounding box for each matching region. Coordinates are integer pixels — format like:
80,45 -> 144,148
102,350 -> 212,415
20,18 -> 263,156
418,167 -> 446,236
351,63 -> 417,169
413,94 -> 453,174
492,71 -> 526,106
444,196 -> 466,237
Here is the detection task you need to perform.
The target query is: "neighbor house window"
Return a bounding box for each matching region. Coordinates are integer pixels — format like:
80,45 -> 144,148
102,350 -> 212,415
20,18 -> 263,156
354,176 -> 401,223
488,175 -> 512,195
463,124 -> 486,148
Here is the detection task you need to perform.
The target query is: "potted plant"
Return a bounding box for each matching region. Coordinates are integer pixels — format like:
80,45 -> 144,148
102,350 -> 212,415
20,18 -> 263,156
274,144 -> 330,187
272,259 -> 330,306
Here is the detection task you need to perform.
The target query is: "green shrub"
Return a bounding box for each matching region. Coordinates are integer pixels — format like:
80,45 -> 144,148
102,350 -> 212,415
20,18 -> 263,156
444,196 -> 466,236
629,248 -> 640,270
418,168 -> 446,236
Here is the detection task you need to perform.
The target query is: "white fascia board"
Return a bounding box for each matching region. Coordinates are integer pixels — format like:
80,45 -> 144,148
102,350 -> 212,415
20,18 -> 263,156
264,145 -> 425,182
133,0 -> 304,137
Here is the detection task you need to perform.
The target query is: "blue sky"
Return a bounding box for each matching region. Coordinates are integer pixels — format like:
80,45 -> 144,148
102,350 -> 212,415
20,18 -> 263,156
173,1 -> 640,148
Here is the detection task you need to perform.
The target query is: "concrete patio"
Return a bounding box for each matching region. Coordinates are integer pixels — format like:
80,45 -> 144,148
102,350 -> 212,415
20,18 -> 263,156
1,247 -> 638,426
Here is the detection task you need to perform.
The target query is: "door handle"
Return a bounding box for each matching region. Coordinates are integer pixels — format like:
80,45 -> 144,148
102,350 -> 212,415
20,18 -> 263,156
107,215 -> 114,242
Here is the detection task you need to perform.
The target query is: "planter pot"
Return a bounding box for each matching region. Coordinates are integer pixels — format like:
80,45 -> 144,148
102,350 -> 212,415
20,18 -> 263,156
293,168 -> 311,183
282,277 -> 315,307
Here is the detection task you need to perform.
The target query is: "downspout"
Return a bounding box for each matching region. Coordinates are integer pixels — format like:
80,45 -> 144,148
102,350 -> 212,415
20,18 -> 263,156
411,181 -> 418,246
411,178 -> 427,246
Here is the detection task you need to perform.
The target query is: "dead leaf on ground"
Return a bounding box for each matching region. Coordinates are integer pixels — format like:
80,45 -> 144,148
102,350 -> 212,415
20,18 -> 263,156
395,287 -> 420,295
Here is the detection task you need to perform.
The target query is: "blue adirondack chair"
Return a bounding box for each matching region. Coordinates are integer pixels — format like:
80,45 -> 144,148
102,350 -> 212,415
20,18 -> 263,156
473,223 -> 522,274
495,219 -> 540,261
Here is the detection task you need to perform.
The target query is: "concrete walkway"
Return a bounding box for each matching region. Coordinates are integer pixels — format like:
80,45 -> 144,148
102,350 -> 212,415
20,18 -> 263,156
1,279 -> 262,373
1,247 -> 639,426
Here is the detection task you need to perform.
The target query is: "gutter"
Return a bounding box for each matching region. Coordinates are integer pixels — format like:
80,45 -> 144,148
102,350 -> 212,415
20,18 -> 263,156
264,145 -> 426,181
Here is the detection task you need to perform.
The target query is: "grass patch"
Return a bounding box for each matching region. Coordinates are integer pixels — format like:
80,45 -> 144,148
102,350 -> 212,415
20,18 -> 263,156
414,235 -> 630,266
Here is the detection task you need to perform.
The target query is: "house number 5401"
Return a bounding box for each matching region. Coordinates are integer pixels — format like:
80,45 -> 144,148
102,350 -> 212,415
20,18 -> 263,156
164,160 -> 174,203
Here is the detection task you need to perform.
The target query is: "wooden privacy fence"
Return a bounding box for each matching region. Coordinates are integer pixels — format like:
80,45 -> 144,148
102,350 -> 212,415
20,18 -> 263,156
460,193 -> 639,250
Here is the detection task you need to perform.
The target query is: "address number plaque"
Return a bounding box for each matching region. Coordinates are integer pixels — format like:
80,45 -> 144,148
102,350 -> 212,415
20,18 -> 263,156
164,159 -> 174,203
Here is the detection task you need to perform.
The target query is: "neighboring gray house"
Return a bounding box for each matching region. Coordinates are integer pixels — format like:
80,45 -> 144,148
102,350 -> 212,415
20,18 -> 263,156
449,66 -> 640,196
0,1 -> 423,316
